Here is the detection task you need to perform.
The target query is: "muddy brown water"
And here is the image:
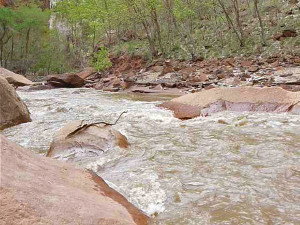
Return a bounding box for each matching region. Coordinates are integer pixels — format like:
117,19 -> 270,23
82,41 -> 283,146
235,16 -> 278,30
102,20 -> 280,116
3,88 -> 300,224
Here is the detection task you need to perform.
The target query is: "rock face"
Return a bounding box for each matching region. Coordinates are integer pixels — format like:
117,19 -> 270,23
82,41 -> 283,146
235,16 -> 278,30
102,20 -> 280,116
0,135 -> 148,225
47,73 -> 85,88
47,121 -> 129,162
0,77 -> 31,130
0,67 -> 33,86
160,87 -> 300,119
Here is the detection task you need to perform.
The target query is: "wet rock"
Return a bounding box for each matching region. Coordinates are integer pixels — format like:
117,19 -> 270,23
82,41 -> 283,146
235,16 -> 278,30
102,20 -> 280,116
0,77 -> 31,130
0,135 -> 148,225
102,86 -> 120,92
160,87 -> 300,119
160,101 -> 201,120
47,73 -> 85,88
0,67 -> 33,86
47,120 -> 129,162
17,84 -> 55,91
217,119 -> 229,125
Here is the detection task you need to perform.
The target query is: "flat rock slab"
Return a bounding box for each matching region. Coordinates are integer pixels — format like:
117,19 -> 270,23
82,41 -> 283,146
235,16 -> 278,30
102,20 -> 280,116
47,121 -> 129,162
160,87 -> 300,119
0,77 -> 31,129
274,67 -> 300,85
0,67 -> 33,86
0,135 -> 148,225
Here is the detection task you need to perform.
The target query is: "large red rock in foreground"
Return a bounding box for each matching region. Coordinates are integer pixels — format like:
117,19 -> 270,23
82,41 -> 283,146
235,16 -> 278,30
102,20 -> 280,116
0,77 -> 31,130
160,87 -> 300,119
0,135 -> 148,225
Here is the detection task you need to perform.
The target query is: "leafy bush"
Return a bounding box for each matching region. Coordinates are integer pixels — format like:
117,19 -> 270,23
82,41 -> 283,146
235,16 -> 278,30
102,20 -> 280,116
91,48 -> 112,71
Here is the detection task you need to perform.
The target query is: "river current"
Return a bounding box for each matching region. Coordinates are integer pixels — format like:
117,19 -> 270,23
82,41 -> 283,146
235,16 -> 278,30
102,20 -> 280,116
3,88 -> 300,224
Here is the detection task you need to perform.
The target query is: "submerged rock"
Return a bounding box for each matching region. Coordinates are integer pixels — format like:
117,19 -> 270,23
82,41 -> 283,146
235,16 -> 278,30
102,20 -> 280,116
47,73 -> 85,88
0,135 -> 148,225
160,87 -> 300,119
0,77 -> 31,129
0,67 -> 33,86
47,120 -> 129,162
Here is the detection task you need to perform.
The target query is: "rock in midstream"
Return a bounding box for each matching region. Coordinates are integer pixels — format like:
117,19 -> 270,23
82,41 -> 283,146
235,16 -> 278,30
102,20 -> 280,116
47,120 -> 129,162
160,86 -> 300,119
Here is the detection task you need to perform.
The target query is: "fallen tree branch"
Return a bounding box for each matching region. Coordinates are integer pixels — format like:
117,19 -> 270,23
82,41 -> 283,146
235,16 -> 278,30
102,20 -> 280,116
66,111 -> 128,138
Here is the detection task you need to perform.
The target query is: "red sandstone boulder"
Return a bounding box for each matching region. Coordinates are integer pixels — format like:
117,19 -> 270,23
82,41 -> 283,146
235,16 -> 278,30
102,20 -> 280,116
160,87 -> 300,119
0,135 -> 148,225
47,73 -> 85,88
0,77 -> 31,130
47,120 -> 129,162
0,67 -> 33,86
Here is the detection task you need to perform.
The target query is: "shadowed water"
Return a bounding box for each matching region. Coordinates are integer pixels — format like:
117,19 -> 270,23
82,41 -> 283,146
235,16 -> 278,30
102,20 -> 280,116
3,88 -> 300,224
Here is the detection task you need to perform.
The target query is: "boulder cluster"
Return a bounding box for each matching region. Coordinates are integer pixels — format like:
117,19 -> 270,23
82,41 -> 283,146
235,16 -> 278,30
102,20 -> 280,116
84,55 -> 300,94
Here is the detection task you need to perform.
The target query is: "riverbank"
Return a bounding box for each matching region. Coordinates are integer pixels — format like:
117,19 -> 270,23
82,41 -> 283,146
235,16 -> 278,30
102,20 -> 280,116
82,55 -> 300,95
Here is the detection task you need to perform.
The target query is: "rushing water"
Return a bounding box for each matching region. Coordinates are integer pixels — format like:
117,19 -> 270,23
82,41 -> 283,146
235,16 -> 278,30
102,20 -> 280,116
3,88 -> 300,224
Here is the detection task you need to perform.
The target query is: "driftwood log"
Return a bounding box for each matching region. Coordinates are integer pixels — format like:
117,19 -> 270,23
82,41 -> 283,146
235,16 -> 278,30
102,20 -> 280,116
66,111 -> 128,138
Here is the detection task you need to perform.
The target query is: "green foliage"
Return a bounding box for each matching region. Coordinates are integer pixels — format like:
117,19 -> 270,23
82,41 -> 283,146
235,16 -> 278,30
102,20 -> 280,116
91,48 -> 112,71
1,0 -> 300,76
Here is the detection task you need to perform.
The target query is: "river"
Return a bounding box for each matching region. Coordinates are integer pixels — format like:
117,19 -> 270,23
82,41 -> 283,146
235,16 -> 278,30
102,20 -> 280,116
3,88 -> 300,224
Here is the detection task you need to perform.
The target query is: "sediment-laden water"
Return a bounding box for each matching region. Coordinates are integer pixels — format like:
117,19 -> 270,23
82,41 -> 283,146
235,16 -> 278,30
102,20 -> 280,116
3,88 -> 300,224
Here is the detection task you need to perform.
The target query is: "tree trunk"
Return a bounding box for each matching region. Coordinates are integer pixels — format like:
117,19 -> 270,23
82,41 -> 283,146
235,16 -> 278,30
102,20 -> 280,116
25,28 -> 31,56
232,0 -> 245,47
150,7 -> 164,55
254,0 -> 267,46
217,0 -> 244,47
